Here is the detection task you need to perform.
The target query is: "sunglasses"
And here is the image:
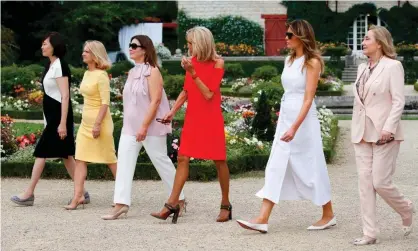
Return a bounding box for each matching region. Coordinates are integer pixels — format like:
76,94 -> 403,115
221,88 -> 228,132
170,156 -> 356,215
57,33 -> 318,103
129,43 -> 143,50
285,32 -> 295,39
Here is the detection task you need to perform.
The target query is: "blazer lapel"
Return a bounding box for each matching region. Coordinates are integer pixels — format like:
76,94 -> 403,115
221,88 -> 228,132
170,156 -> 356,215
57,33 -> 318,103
363,57 -> 387,99
353,64 -> 366,106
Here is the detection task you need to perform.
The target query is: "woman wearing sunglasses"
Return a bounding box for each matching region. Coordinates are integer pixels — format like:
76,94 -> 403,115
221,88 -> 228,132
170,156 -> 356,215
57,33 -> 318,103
351,26 -> 414,246
101,35 -> 185,220
237,19 -> 335,233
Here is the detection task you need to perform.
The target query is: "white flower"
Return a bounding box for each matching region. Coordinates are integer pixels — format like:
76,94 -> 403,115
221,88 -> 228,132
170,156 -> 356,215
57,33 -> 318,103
230,139 -> 236,144
253,98 -> 258,102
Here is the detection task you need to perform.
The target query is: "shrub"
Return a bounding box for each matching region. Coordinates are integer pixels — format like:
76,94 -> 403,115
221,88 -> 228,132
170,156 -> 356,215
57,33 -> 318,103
113,119 -> 123,152
224,63 -> 245,80
1,116 -> 18,157
414,81 -> 418,92
251,91 -> 275,141
252,79 -> 284,111
178,11 -> 264,54
24,64 -> 44,78
108,60 -> 133,77
5,145 -> 35,163
1,65 -> 36,95
69,66 -> 86,85
164,75 -> 184,99
252,65 -> 278,80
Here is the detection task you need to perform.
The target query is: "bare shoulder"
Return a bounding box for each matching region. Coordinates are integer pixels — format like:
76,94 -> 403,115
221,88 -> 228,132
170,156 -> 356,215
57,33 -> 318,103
214,58 -> 224,68
150,66 -> 162,77
307,58 -> 321,71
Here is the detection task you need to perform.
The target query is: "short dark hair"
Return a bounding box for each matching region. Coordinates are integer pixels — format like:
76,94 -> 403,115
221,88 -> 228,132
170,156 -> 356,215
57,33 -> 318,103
43,32 -> 67,58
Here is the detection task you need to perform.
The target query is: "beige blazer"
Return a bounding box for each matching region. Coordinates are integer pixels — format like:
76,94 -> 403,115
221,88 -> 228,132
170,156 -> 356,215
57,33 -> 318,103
351,56 -> 405,143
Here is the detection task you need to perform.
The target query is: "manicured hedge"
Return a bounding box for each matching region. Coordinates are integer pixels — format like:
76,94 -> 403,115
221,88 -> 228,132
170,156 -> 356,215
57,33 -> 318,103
163,60 -> 285,78
322,117 -> 339,162
0,161 -> 217,181
1,109 -> 82,123
414,82 -> 418,92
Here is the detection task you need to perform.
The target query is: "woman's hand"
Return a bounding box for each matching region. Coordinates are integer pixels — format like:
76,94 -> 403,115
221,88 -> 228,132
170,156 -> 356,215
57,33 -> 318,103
57,123 -> 67,140
379,130 -> 393,142
280,126 -> 297,142
158,111 -> 174,125
136,126 -> 148,142
181,56 -> 195,74
92,123 -> 101,139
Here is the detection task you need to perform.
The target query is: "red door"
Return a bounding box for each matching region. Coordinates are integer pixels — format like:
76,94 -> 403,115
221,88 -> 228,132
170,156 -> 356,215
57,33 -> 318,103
262,15 -> 287,56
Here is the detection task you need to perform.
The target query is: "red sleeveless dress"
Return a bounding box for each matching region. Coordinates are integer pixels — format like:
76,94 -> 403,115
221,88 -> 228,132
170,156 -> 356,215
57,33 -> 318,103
178,57 -> 226,160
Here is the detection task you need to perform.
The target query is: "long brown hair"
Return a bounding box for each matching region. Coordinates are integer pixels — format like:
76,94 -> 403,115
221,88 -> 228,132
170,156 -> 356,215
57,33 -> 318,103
287,19 -> 324,73
130,35 -> 158,68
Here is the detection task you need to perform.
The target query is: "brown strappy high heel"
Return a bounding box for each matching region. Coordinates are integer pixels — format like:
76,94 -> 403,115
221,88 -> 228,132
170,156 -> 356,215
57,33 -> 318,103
216,204 -> 232,222
151,203 -> 180,224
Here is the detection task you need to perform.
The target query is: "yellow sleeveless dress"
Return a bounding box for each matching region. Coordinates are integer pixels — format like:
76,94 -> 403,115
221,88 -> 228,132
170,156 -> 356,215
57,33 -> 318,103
75,70 -> 117,164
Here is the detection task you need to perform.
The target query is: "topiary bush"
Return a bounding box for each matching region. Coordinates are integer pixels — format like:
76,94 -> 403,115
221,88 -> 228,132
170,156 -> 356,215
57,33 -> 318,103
252,79 -> 284,111
414,81 -> 418,92
251,91 -> 275,141
108,60 -> 133,77
252,65 -> 278,80
69,66 -> 86,85
164,74 -> 184,99
224,63 -> 245,80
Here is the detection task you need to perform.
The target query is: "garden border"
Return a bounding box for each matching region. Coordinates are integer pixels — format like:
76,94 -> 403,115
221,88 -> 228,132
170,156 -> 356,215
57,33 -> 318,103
1,117 -> 339,181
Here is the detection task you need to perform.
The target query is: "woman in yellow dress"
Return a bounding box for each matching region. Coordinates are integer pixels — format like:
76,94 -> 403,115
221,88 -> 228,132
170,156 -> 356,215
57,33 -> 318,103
65,40 -> 117,210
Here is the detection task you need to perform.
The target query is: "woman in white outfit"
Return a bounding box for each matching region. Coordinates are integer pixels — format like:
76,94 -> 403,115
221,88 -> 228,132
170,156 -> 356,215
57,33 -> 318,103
237,19 -> 335,233
101,35 -> 185,220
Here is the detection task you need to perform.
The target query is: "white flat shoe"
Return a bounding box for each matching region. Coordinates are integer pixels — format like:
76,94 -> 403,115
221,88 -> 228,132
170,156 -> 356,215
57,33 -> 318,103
307,216 -> 337,230
353,236 -> 377,246
403,204 -> 415,236
236,219 -> 268,233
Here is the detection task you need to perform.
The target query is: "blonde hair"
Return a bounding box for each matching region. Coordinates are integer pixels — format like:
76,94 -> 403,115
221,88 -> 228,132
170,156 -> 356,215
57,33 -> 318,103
368,25 -> 397,59
84,40 -> 111,70
287,19 -> 324,73
186,26 -> 219,62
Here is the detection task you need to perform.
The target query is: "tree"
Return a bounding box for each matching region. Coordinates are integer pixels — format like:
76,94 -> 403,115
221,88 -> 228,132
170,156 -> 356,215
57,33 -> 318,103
1,25 -> 19,65
251,91 -> 275,141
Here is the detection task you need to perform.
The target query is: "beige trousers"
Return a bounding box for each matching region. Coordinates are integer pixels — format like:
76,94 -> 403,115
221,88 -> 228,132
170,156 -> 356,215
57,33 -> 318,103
354,140 -> 412,238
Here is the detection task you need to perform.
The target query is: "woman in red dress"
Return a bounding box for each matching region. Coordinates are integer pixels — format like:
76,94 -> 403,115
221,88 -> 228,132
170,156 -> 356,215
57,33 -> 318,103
151,27 -> 232,223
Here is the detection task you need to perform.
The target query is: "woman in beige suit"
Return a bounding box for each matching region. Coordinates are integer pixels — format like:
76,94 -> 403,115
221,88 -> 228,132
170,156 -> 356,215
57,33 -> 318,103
351,25 -> 414,245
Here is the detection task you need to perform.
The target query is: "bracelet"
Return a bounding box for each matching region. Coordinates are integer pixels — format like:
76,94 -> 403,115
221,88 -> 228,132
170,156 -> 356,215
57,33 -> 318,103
191,73 -> 198,79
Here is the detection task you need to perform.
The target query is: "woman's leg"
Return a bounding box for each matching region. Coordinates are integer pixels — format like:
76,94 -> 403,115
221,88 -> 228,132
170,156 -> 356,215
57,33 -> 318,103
66,160 -> 87,208
151,155 -> 190,216
311,201 -> 335,226
113,134 -> 142,211
18,158 -> 47,199
214,160 -> 231,221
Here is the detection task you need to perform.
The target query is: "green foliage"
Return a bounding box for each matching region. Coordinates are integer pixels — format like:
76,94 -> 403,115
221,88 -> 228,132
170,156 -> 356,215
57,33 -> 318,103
23,64 -> 44,78
252,79 -> 284,111
1,123 -> 18,157
69,66 -> 86,85
414,81 -> 418,92
1,65 -> 37,95
178,11 -> 264,54
380,2 -> 418,44
1,25 -> 19,66
403,61 -> 418,85
164,74 -> 184,99
224,63 -> 245,80
107,60 -> 133,78
163,60 -> 285,78
252,65 -> 278,80
113,120 -> 123,152
5,145 -> 35,162
251,91 -> 275,141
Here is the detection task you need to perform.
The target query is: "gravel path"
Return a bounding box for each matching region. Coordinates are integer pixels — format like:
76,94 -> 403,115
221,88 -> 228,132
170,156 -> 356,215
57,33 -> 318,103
2,120 -> 417,251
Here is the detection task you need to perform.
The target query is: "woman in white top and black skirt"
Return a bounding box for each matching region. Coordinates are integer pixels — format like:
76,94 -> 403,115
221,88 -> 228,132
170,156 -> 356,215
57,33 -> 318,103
11,32 -> 90,206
